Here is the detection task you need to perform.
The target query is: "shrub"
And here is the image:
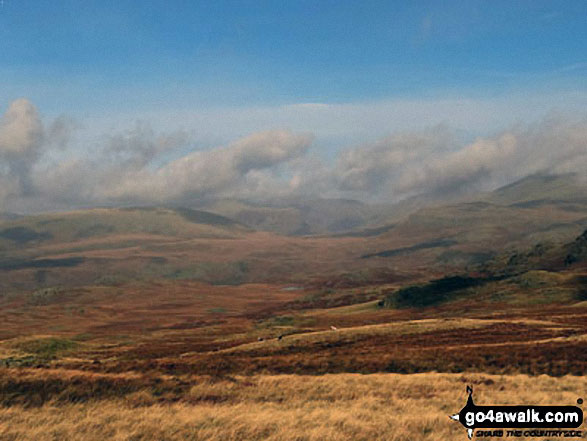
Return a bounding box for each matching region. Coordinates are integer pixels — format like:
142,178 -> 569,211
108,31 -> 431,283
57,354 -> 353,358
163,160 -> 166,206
384,276 -> 483,308
15,337 -> 78,359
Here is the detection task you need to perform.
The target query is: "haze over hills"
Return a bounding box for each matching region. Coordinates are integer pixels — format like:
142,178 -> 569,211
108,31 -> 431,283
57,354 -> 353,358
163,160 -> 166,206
0,206 -> 248,247
482,173 -> 587,205
197,173 -> 587,237
0,212 -> 22,223
199,198 -> 387,236
1,172 -> 586,294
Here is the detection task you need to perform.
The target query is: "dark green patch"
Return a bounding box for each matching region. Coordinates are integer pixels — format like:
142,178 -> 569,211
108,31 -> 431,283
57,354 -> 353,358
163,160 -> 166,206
0,227 -> 53,244
437,250 -> 493,265
71,333 -> 95,342
384,275 -> 494,308
565,229 -> 587,266
362,239 -> 457,258
575,275 -> 587,301
15,337 -> 78,359
0,257 -> 85,271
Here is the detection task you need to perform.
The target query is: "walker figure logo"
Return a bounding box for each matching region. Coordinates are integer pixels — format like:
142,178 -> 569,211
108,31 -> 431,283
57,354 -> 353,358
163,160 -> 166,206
450,386 -> 583,439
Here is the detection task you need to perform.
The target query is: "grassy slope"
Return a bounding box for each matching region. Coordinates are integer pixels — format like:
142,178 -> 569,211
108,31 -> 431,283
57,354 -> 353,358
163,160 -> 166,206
1,373 -> 584,441
1,218 -> 586,440
0,207 -> 247,249
485,173 -> 587,205
0,207 -> 259,289
359,174 -> 587,270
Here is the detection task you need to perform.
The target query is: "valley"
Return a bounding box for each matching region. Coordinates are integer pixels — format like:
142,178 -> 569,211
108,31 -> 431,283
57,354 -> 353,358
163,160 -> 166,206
1,174 -> 586,440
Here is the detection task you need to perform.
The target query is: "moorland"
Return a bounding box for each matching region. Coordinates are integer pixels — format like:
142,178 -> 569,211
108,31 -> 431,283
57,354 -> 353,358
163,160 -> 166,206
0,173 -> 586,440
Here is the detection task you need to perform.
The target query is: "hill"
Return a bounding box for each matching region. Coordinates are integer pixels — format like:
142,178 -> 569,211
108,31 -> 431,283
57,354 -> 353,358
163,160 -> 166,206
201,198 -> 388,236
0,207 -> 255,290
357,173 -> 587,269
0,206 -> 248,250
484,173 -> 587,206
0,212 -> 21,223
0,176 -> 586,421
1,172 -> 587,294
382,227 -> 587,310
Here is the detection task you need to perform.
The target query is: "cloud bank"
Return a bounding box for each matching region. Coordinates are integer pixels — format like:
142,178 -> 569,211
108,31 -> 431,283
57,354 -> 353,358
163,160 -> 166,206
1,98 -> 587,213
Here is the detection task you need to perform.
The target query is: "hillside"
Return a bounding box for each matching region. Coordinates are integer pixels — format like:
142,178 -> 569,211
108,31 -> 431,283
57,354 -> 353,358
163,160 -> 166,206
0,207 -> 257,290
1,172 -> 587,294
357,173 -> 587,269
0,177 -> 586,424
0,207 -> 249,253
484,173 -> 587,206
382,227 -> 587,311
201,198 -> 388,236
0,212 -> 21,223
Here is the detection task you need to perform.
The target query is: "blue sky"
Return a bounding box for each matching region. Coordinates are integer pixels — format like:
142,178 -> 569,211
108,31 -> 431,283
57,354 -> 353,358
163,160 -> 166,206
1,1 -> 587,212
1,0 -> 586,115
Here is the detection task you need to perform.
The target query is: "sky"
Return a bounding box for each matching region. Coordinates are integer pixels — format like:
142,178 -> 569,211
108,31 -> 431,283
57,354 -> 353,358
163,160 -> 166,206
1,0 -> 587,212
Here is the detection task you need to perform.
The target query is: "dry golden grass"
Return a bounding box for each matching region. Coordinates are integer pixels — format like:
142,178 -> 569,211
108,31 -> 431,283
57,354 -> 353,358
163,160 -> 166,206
1,373 -> 584,441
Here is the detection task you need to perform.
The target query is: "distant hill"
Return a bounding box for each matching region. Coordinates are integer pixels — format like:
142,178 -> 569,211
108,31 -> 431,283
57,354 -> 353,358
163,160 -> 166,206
484,173 -> 587,206
357,173 -> 587,268
201,198 -> 387,235
0,207 -> 256,291
1,172 -> 587,293
0,207 -> 248,250
194,173 -> 587,240
0,212 -> 22,223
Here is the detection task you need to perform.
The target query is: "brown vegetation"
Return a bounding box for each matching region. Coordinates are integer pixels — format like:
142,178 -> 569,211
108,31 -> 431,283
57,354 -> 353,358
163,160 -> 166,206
0,372 -> 584,441
1,205 -> 587,439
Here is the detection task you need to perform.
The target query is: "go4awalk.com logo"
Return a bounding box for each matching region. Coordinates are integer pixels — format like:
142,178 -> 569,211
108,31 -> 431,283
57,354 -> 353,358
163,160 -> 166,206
450,386 -> 584,439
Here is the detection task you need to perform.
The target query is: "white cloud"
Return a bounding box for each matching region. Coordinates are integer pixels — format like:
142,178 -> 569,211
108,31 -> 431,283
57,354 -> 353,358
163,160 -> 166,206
0,98 -> 43,157
344,117 -> 587,200
104,121 -> 189,169
100,130 -> 313,203
2,97 -> 587,213
0,98 -> 45,197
